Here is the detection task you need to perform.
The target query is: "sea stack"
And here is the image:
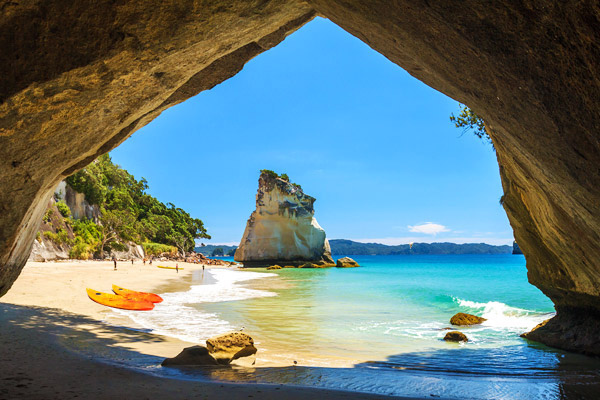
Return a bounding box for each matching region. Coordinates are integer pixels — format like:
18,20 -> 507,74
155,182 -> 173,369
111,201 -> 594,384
235,171 -> 334,267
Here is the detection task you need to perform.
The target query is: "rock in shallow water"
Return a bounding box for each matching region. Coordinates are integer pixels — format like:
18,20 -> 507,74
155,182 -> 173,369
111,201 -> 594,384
444,331 -> 468,342
336,257 -> 360,268
161,345 -> 218,366
450,313 -> 486,326
234,171 -> 334,267
205,332 -> 257,365
163,332 -> 258,367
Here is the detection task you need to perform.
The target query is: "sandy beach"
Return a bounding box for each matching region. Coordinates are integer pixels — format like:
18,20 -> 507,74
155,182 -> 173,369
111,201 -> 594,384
2,260 -> 215,360
0,260 -> 416,399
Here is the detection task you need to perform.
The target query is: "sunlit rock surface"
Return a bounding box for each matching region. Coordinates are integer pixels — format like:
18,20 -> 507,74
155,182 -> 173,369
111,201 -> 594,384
235,172 -> 333,267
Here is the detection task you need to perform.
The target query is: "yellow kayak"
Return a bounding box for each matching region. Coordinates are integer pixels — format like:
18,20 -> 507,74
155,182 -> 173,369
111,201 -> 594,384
86,288 -> 154,311
112,284 -> 163,303
157,265 -> 184,270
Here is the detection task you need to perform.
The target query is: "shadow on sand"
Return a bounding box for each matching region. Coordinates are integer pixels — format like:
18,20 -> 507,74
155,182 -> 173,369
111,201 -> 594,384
1,303 -> 599,399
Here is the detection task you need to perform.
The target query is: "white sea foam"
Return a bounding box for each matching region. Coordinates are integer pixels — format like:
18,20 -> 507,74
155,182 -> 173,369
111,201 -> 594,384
352,298 -> 554,345
110,269 -> 278,343
453,297 -> 553,332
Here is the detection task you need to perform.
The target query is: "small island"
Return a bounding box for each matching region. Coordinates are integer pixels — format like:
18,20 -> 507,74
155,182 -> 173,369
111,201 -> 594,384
234,170 -> 334,267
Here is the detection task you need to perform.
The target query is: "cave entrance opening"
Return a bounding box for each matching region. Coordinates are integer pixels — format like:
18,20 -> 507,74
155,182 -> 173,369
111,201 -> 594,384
109,17 -> 513,252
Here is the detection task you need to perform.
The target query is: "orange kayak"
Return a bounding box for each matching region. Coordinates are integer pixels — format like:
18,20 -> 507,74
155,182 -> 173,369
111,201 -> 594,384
112,284 -> 163,303
86,288 -> 154,311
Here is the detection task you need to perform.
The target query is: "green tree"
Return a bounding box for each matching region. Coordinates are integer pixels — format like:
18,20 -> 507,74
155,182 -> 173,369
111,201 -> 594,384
167,231 -> 193,258
97,208 -> 136,258
55,200 -> 71,218
65,154 -> 210,253
449,104 -> 493,146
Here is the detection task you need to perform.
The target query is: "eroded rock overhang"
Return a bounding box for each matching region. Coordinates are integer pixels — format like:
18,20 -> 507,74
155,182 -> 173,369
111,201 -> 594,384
1,1 -> 599,354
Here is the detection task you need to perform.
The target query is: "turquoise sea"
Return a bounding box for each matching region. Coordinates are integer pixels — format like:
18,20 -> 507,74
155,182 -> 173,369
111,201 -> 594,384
114,254 -> 600,399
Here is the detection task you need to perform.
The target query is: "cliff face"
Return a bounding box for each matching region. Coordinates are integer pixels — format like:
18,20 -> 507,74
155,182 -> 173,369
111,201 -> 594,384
28,197 -> 74,262
234,173 -> 333,267
63,184 -> 100,221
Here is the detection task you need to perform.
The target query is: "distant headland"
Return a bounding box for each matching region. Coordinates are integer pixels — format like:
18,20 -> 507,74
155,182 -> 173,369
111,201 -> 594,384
197,239 -> 513,257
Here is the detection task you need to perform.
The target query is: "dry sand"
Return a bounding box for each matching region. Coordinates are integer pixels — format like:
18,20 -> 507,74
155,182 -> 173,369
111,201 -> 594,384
2,260 -> 211,359
0,260 -> 416,399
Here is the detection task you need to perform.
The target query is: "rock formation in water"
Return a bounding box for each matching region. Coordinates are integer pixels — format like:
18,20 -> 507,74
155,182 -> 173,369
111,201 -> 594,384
2,1 -> 600,355
444,331 -> 468,342
336,257 -> 360,268
234,171 -> 334,267
450,313 -> 487,326
161,345 -> 219,366
206,332 -> 257,365
162,332 -> 257,366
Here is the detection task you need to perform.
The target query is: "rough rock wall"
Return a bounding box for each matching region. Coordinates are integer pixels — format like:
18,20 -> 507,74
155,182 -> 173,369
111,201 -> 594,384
28,198 -> 74,262
64,185 -> 100,221
305,0 -> 600,354
234,172 -> 333,266
1,0 -> 600,353
0,0 -> 315,296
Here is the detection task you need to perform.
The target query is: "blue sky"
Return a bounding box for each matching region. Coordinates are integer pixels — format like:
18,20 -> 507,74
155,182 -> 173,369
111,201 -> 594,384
110,17 -> 513,246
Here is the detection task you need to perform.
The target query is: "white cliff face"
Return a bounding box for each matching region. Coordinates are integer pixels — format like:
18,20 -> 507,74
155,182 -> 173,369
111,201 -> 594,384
64,185 -> 100,221
234,173 -> 333,266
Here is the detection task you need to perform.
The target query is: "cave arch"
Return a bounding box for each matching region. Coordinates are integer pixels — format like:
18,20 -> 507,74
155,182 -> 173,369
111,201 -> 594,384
1,1 -> 599,354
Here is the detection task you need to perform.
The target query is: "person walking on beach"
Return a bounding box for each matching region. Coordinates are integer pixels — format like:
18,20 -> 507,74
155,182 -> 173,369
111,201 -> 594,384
202,265 -> 205,272
176,263 -> 179,273
131,259 -> 134,265
149,257 -> 152,266
112,256 -> 117,271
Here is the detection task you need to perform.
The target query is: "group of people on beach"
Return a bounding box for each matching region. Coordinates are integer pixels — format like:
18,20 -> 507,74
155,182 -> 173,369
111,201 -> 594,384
112,256 -> 154,270
111,256 -> 187,274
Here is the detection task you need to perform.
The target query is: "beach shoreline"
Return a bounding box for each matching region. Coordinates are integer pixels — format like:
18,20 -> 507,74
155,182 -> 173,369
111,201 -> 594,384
0,259 -> 418,399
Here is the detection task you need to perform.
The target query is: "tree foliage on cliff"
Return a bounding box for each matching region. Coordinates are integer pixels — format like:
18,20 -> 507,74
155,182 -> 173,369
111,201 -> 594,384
260,169 -> 302,190
450,104 -> 493,146
66,154 -> 210,255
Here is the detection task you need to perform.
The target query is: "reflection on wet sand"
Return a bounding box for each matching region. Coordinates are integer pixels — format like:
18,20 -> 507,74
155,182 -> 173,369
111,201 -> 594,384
164,344 -> 600,400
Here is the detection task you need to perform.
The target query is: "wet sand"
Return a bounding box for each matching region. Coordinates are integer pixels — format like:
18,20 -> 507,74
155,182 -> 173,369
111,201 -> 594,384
0,260 -> 416,399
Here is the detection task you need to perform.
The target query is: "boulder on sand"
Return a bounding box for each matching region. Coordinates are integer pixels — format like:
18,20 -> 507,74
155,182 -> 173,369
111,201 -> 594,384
450,312 -> 486,326
336,257 -> 360,268
161,345 -> 218,366
444,331 -> 468,342
206,332 -> 257,365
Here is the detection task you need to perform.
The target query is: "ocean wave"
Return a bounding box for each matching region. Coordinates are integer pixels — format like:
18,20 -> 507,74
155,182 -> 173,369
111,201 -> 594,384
453,297 -> 553,331
110,268 -> 278,343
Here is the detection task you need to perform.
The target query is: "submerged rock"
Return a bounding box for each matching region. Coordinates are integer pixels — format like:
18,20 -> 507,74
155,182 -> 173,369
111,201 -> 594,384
336,257 -> 360,268
266,265 -> 282,270
161,345 -> 218,366
450,313 -> 486,326
205,332 -> 257,365
234,171 -> 334,267
444,331 -> 468,342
